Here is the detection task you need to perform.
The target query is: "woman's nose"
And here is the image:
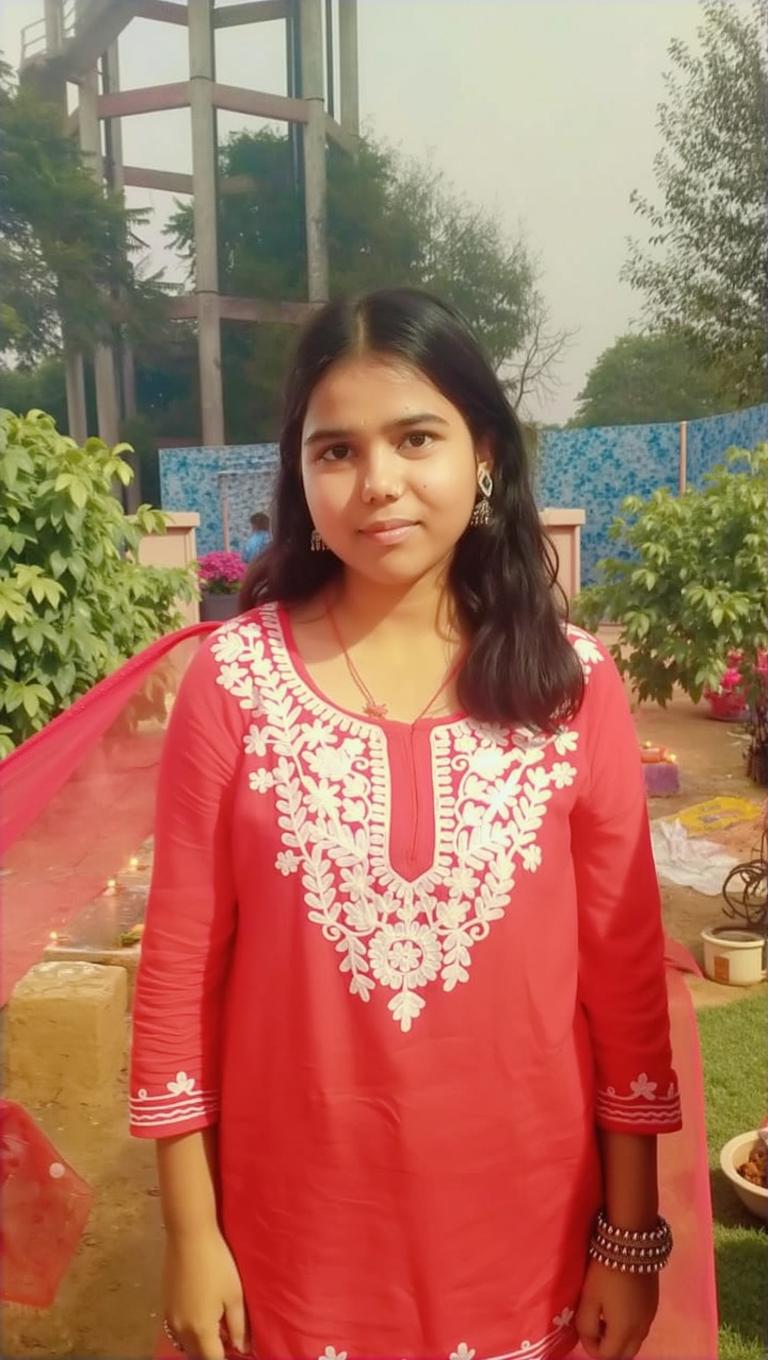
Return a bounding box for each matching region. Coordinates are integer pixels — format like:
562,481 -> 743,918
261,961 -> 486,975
360,448 -> 402,502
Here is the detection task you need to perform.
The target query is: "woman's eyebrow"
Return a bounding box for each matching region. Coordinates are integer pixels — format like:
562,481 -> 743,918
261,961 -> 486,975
303,413 -> 449,447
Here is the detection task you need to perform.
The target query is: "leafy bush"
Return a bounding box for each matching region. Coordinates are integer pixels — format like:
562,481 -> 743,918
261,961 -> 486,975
574,445 -> 768,782
575,445 -> 768,701
0,408 -> 196,754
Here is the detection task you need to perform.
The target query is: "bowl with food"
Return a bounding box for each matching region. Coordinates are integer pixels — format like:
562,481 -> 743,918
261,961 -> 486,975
720,1128 -> 768,1222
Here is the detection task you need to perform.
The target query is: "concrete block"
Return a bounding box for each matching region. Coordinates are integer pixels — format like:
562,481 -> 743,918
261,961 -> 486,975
6,961 -> 127,1107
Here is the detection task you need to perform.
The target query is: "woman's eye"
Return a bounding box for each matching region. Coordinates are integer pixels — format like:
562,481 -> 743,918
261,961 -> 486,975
320,444 -> 352,462
402,431 -> 434,450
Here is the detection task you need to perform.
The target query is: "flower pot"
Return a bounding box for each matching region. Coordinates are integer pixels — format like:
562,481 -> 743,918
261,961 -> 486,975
200,593 -> 242,623
704,691 -> 750,722
720,1131 -> 768,1222
700,924 -> 767,986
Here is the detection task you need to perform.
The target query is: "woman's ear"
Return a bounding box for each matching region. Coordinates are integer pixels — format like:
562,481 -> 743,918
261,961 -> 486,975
475,435 -> 494,476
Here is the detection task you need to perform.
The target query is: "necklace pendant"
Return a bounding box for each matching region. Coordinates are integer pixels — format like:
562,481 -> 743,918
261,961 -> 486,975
364,700 -> 388,719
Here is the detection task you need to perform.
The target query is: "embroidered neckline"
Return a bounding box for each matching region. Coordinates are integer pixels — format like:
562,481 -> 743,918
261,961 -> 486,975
210,607 -> 603,1032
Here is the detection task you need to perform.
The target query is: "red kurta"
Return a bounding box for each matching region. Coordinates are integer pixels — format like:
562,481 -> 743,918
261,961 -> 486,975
130,604 -> 681,1360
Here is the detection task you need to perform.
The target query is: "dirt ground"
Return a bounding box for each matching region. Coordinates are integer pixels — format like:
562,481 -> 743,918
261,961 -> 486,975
4,693 -> 766,1359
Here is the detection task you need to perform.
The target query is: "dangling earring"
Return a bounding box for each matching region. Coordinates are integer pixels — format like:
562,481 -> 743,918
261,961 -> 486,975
478,466 -> 494,499
310,528 -> 327,552
469,466 -> 493,526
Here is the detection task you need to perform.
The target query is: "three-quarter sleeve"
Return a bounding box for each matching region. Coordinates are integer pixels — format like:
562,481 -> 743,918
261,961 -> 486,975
129,635 -> 244,1139
571,640 -> 682,1135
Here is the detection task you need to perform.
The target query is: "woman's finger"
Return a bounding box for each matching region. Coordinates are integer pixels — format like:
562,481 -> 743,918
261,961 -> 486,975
224,1296 -> 249,1355
575,1295 -> 604,1358
181,1326 -> 226,1360
597,1316 -> 633,1360
616,1331 -> 649,1360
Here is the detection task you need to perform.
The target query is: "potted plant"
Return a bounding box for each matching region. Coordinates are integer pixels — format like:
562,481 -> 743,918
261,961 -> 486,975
197,551 -> 246,622
700,820 -> 767,986
574,444 -> 768,786
703,651 -> 752,722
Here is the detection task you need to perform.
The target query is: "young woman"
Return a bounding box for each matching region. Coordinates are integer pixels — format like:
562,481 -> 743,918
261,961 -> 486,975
130,289 -> 680,1360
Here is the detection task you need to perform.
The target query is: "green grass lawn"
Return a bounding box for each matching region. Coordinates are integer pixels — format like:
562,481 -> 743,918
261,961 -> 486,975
696,992 -> 767,1359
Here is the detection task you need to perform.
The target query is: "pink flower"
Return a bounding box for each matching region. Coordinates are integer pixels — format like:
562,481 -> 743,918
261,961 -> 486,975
197,551 -> 246,594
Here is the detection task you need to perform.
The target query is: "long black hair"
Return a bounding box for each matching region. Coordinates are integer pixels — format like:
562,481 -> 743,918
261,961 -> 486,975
241,288 -> 584,730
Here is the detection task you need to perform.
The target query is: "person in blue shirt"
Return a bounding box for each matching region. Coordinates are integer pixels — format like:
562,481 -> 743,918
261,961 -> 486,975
243,511 -> 271,563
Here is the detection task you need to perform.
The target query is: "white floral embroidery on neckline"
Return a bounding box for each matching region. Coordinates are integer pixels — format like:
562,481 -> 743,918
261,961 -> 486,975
212,608 -> 603,1033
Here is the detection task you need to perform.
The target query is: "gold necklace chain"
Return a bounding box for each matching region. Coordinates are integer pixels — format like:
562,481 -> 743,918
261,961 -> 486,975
326,606 -> 463,723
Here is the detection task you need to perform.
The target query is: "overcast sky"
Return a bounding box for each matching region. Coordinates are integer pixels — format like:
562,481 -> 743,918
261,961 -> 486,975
0,0 -> 744,422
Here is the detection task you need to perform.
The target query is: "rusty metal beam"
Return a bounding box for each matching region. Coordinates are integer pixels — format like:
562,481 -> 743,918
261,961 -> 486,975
97,81 -> 191,119
212,82 -> 308,125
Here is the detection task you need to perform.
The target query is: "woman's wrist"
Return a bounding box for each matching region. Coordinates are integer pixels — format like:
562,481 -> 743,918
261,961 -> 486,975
599,1129 -> 659,1231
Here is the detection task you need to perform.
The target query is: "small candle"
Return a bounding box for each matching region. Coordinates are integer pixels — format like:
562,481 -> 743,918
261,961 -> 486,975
128,856 -> 140,871
49,931 -> 59,943
104,878 -> 117,895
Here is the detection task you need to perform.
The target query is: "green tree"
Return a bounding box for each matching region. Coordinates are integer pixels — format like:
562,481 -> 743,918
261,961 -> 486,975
622,0 -> 767,406
0,356 -> 68,430
570,330 -> 732,428
0,58 -> 167,365
166,130 -> 567,437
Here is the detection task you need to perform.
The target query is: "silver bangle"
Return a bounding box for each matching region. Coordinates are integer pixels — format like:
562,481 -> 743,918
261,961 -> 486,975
589,1210 -> 673,1274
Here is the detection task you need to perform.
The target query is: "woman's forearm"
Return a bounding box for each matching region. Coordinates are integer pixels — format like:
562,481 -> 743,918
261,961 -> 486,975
598,1130 -> 659,1230
157,1128 -> 221,1239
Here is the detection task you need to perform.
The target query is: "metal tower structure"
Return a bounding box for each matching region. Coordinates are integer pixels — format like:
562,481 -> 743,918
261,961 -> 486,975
20,0 -> 360,451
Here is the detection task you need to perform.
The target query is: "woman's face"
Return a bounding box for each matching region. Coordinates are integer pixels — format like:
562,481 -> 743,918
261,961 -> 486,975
300,355 -> 488,587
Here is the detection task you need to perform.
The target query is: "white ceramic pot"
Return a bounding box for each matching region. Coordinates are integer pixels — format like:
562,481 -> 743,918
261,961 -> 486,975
720,1131 -> 768,1223
700,925 -> 767,986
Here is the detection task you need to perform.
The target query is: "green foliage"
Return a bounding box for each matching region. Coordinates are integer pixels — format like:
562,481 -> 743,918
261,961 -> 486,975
0,408 -> 196,753
0,356 -> 68,430
622,0 -> 767,406
570,330 -> 735,428
0,60 -> 168,364
164,128 -> 552,439
574,445 -> 768,706
169,130 -> 537,371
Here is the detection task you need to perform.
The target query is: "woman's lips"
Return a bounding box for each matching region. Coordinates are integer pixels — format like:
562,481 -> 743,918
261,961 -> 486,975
359,521 -> 419,546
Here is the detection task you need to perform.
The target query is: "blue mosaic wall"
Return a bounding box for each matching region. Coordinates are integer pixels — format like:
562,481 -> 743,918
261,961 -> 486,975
159,444 -> 280,558
538,403 -> 768,585
537,422 -> 679,586
686,405 -> 768,490
162,405 -> 768,579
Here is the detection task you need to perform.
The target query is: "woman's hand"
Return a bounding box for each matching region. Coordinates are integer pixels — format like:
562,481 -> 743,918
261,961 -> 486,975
164,1226 -> 249,1359
575,1259 -> 659,1359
